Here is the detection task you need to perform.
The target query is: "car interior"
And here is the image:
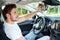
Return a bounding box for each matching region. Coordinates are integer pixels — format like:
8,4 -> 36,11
0,0 -> 60,40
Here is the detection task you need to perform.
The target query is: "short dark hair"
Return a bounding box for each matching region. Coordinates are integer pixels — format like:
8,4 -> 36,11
2,4 -> 16,20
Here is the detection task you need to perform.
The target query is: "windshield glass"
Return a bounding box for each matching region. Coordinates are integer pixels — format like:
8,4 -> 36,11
26,2 -> 60,17
17,0 -> 60,17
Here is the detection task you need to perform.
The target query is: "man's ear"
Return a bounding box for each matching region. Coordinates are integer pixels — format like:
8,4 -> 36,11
6,13 -> 10,18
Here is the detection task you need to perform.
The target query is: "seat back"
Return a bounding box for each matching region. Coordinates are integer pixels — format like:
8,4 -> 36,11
0,21 -> 10,40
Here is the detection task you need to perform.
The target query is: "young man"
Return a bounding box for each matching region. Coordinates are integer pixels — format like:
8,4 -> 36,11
2,4 -> 50,40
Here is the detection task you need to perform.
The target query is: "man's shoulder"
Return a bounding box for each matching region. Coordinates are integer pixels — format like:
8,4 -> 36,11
4,22 -> 15,29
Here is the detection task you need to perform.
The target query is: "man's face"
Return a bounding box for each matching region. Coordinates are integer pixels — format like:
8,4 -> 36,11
9,8 -> 19,21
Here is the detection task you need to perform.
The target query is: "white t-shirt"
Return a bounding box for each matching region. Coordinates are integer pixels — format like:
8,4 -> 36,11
3,22 -> 25,40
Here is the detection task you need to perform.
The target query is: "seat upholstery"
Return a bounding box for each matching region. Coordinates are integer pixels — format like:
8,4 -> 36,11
0,21 -> 10,40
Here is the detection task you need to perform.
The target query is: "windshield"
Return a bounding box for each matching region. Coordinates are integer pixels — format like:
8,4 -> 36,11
26,2 -> 60,17
17,0 -> 60,17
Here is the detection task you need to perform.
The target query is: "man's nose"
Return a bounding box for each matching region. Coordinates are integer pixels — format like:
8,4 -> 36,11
16,11 -> 18,15
16,12 -> 19,16
16,13 -> 19,17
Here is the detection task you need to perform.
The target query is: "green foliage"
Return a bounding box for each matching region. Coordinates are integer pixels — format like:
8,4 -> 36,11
17,8 -> 21,15
17,8 -> 28,16
47,6 -> 59,14
22,9 -> 27,14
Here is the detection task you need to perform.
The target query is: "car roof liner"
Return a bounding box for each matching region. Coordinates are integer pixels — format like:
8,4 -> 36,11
0,0 -> 5,7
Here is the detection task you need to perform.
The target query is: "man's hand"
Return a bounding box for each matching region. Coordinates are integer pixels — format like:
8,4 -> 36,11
36,4 -> 42,12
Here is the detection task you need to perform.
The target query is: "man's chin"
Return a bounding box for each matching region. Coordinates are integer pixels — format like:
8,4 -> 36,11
12,18 -> 18,22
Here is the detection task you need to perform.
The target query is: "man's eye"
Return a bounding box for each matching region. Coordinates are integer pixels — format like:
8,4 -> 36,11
14,12 -> 16,14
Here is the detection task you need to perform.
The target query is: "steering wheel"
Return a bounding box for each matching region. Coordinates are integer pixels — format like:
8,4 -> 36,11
33,16 -> 45,35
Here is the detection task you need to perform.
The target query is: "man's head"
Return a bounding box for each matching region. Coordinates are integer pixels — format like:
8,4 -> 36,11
2,4 -> 19,21
38,4 -> 45,11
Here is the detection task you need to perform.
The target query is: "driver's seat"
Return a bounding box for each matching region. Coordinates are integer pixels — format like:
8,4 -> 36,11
0,21 -> 10,40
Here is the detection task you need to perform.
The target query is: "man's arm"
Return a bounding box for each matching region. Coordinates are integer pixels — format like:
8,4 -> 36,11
17,10 -> 39,23
16,37 -> 25,40
17,4 -> 41,23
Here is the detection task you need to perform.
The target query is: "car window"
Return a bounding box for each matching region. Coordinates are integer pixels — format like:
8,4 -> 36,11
25,1 -> 60,17
17,7 -> 30,17
46,5 -> 60,17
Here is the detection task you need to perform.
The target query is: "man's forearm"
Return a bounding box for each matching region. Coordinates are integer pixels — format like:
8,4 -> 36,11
17,10 -> 39,23
17,4 -> 41,23
23,10 -> 39,20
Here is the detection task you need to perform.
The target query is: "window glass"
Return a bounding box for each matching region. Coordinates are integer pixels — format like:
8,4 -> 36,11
17,7 -> 28,16
17,1 -> 60,17
46,5 -> 60,17
27,2 -> 60,17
